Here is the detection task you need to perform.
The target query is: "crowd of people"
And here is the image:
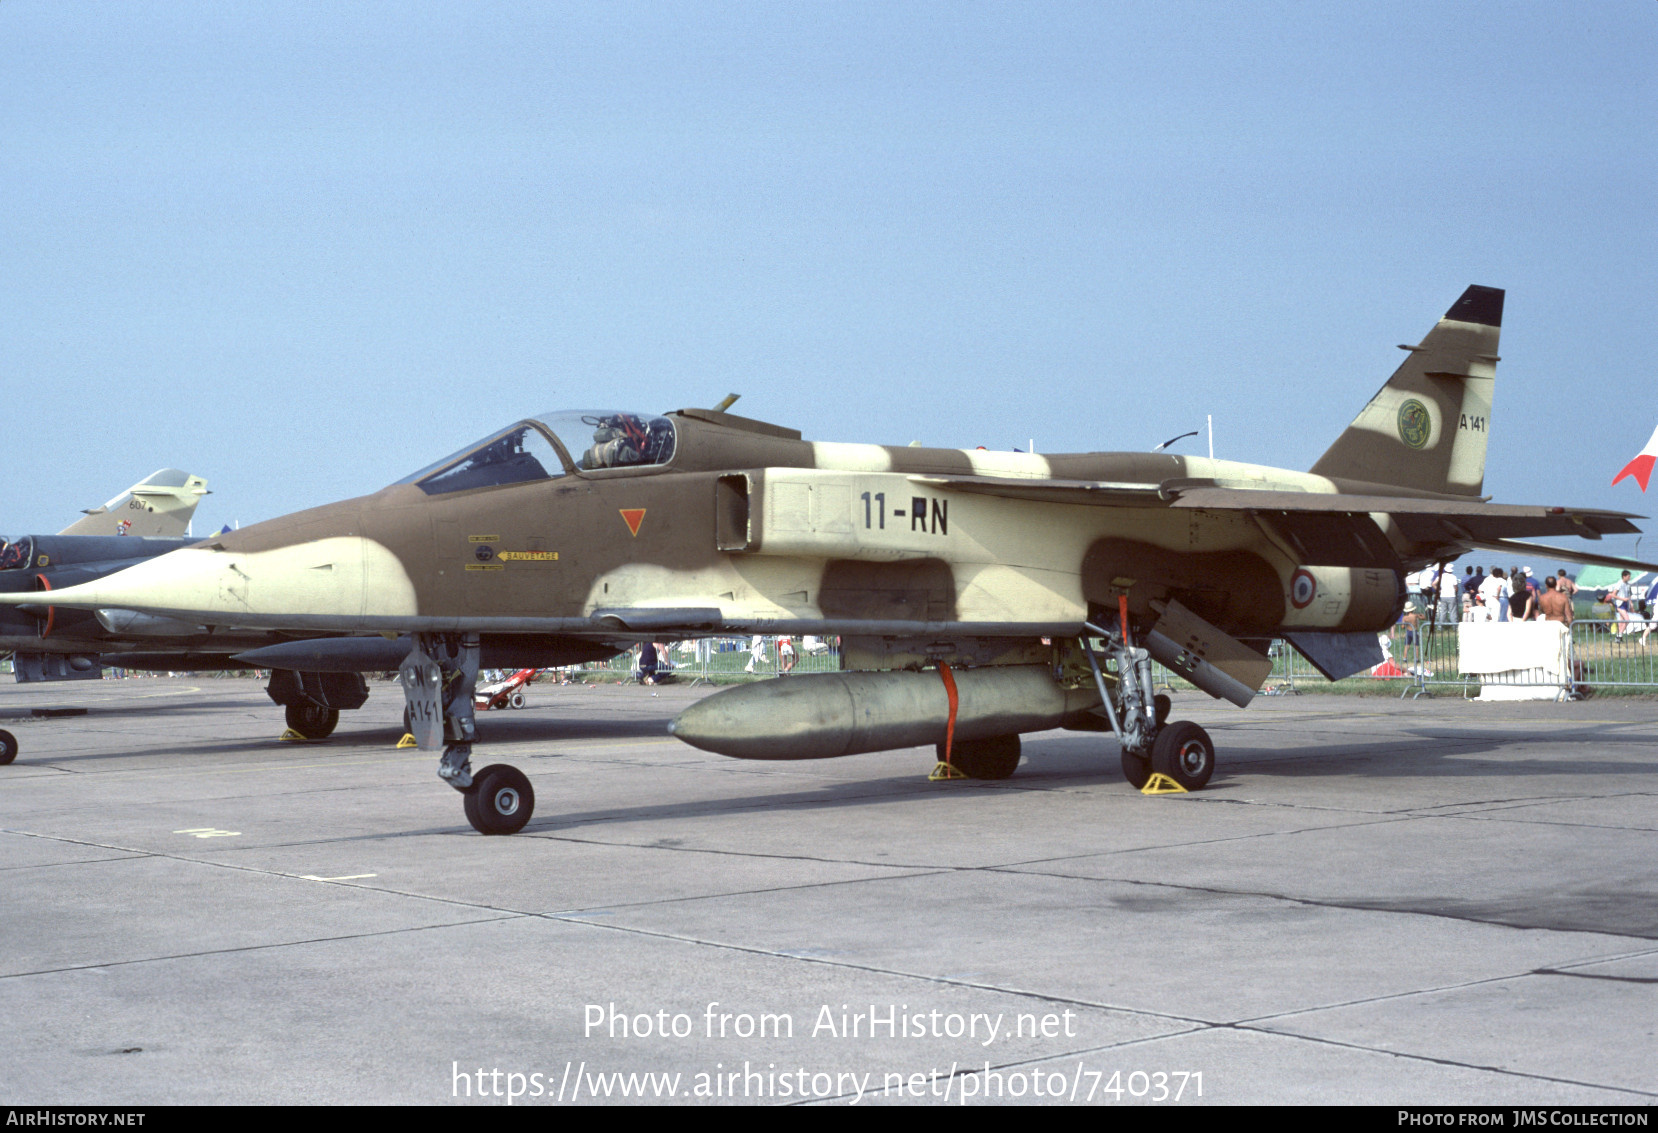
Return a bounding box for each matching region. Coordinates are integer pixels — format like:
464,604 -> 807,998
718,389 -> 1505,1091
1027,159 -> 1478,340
1406,564 -> 1652,643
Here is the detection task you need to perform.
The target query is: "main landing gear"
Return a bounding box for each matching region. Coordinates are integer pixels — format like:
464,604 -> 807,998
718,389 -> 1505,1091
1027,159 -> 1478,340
1080,616 -> 1217,792
399,633 -> 535,835
267,670 -> 367,740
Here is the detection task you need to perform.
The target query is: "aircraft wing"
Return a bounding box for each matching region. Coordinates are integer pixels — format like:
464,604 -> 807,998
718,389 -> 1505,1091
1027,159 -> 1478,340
1163,486 -> 1640,542
904,475 -> 1167,507
924,474 -> 1639,540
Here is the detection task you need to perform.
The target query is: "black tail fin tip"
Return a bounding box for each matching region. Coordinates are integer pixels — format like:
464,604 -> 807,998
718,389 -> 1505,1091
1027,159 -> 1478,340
1445,285 -> 1504,327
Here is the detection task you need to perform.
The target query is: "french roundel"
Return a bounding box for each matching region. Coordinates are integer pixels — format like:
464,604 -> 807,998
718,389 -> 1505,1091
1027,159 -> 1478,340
1290,569 -> 1317,609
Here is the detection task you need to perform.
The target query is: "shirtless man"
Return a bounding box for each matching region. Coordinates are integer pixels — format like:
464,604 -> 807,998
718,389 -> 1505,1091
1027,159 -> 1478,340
1538,576 -> 1573,624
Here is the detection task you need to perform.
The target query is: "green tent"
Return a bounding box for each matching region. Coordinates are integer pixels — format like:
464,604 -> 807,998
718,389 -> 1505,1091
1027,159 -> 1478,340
1574,565 -> 1640,590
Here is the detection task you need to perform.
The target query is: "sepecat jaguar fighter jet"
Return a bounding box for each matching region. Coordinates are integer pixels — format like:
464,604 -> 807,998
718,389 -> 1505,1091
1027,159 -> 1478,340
4,286 -> 1649,833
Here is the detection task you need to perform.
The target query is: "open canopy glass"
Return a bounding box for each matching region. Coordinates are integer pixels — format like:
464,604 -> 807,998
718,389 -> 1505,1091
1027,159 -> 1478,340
395,411 -> 677,495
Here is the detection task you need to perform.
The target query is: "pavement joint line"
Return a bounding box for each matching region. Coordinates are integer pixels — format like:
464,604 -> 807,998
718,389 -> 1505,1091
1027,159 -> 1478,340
808,1022 -> 1658,1106
520,829 -> 957,874
540,867 -> 951,916
975,866 -> 1658,943
1,822 -> 959,929
532,911 -> 1224,1030
1531,967 -> 1658,985
1434,811 -> 1658,833
985,815 -> 1421,868
0,826 -> 544,916
0,852 -> 147,873
1228,943 -> 1658,1030
1219,1022 -> 1658,1101
0,915 -> 527,984
1403,791 -> 1621,813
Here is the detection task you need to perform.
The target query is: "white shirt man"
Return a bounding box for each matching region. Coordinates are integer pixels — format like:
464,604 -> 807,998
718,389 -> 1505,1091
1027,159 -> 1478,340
1478,570 -> 1510,622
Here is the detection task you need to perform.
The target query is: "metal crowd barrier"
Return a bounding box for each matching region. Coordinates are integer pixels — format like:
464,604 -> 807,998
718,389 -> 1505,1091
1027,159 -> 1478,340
1569,618 -> 1658,689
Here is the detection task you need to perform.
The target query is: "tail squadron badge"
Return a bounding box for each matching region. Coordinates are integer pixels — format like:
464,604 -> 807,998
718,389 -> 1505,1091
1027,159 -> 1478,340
1396,399 -> 1431,450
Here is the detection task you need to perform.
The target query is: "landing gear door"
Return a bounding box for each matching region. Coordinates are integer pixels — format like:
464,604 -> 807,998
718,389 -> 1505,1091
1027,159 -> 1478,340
1144,599 -> 1272,708
398,640 -> 445,750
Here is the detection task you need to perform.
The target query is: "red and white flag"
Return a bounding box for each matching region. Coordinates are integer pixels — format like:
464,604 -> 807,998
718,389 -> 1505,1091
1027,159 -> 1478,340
1613,421 -> 1658,491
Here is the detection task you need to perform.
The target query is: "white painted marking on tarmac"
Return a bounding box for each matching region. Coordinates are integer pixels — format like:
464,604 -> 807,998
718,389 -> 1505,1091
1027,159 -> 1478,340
173,827 -> 241,838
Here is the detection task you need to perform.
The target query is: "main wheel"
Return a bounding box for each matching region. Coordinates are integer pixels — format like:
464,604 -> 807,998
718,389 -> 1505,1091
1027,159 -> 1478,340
1151,720 -> 1215,790
1154,693 -> 1171,727
0,729 -> 16,765
1120,748 -> 1151,788
508,691 -> 527,709
938,734 -> 1021,780
465,764 -> 534,835
285,703 -> 339,740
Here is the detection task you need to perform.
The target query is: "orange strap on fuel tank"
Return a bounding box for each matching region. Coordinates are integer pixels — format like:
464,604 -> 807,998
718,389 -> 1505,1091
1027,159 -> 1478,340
939,663 -> 959,763
35,574 -> 53,639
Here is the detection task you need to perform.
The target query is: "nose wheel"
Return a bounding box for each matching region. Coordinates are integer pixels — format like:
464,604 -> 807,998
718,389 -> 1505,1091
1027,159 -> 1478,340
463,764 -> 535,834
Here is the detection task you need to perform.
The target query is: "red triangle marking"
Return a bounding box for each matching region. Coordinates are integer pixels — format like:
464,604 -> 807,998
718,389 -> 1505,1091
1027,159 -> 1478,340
619,508 -> 646,537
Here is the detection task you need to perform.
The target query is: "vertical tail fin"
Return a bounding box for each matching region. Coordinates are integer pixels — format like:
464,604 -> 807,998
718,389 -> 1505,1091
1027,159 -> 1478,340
1310,285 -> 1503,496
58,469 -> 210,537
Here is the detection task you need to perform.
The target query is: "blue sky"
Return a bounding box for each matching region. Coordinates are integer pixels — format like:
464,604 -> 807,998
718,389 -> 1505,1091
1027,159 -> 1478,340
3,1 -> 1655,563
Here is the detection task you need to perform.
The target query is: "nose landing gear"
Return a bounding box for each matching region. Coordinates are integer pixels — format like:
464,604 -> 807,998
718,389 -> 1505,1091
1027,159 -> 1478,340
400,633 -> 537,834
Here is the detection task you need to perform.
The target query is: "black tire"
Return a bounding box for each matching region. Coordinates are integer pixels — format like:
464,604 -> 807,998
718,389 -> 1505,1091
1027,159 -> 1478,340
466,764 -> 534,835
402,705 -> 413,735
508,691 -> 526,710
285,703 -> 339,740
1120,748 -> 1151,788
1151,720 -> 1215,790
0,729 -> 16,766
1154,694 -> 1171,728
937,734 -> 1021,780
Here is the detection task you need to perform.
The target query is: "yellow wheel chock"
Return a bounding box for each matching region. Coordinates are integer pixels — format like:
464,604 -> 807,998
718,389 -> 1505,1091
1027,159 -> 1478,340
1141,772 -> 1188,795
396,733 -> 419,749
929,761 -> 968,781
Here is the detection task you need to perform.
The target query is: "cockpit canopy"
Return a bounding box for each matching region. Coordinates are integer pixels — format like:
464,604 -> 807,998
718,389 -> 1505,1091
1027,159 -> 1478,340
397,411 -> 677,495
0,536 -> 31,571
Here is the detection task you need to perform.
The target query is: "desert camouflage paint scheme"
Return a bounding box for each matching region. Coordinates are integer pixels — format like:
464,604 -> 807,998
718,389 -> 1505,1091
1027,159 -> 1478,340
3,288 -> 1648,830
